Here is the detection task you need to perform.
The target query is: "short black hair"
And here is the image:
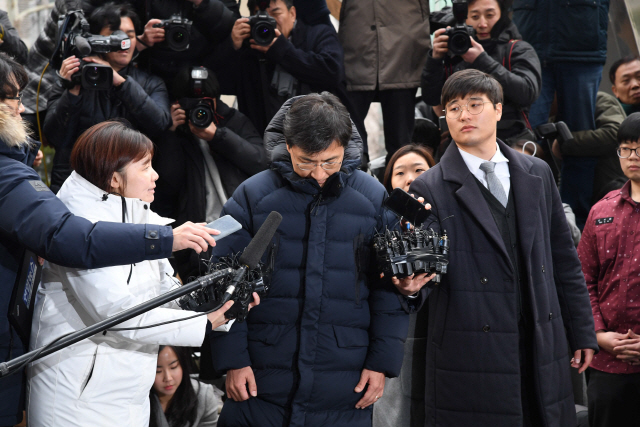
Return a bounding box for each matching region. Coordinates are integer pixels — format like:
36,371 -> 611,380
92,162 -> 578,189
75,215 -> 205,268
284,92 -> 352,154
609,55 -> 640,84
0,52 -> 27,100
618,113 -> 640,145
441,69 -> 503,107
171,66 -> 220,100
88,2 -> 141,35
274,0 -> 294,9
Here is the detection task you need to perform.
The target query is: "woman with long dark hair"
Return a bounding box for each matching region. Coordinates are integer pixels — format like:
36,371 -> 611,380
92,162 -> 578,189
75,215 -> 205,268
150,346 -> 220,427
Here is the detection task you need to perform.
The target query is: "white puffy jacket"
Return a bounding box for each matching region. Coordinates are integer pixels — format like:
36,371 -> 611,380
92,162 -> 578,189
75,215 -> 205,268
27,171 -> 208,427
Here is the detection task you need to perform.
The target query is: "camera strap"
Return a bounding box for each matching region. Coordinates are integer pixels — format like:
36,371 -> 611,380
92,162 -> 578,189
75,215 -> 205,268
500,39 -> 533,130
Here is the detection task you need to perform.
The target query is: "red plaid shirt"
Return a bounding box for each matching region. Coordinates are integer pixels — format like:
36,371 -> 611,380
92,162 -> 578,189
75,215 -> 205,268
578,181 -> 640,374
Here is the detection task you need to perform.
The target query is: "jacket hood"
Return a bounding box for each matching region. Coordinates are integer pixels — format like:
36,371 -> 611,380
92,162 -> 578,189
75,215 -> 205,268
57,171 -> 174,226
263,95 -> 364,172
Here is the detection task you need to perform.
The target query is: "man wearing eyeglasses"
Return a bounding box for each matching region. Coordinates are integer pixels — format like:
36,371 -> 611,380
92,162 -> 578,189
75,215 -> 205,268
395,69 -> 597,427
577,112 -> 640,427
207,92 -> 417,427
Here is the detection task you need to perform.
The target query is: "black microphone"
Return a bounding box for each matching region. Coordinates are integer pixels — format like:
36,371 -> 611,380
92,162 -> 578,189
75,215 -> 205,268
74,36 -> 92,56
220,211 -> 283,303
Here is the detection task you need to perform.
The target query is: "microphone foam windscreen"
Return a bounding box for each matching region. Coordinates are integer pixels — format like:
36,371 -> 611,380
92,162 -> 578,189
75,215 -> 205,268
239,211 -> 283,269
74,36 -> 92,57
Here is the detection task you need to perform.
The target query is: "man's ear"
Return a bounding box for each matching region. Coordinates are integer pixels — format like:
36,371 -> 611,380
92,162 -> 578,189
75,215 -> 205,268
495,103 -> 503,121
290,5 -> 296,20
612,85 -> 619,99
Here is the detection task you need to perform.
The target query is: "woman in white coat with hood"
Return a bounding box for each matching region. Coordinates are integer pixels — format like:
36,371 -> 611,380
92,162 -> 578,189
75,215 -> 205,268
26,121 -> 257,427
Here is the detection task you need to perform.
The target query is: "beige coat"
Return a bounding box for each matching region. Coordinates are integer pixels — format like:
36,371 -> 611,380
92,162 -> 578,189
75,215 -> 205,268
338,0 -> 431,91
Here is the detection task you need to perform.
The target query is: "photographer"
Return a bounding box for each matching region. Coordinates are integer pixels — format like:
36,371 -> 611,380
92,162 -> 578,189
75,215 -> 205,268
422,0 -> 541,143
132,0 -> 237,90
0,53 -> 218,427
153,67 -> 268,270
207,0 -> 350,135
44,2 -> 172,194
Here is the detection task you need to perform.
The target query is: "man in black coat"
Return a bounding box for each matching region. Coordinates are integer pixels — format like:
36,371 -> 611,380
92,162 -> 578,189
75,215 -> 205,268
207,0 -> 354,135
43,2 -> 171,193
395,69 -> 598,427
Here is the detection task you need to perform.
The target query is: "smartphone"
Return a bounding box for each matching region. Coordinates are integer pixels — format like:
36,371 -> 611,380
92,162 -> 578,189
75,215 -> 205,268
384,188 -> 431,226
206,215 -> 242,241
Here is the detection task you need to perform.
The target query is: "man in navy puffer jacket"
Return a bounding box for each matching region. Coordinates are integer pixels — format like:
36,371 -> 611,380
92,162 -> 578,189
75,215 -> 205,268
209,93 -> 424,427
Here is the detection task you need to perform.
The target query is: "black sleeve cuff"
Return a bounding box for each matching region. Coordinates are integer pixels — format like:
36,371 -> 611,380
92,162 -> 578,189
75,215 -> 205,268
144,224 -> 173,257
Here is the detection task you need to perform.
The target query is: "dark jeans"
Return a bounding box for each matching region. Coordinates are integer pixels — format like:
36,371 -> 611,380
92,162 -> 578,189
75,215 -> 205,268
347,87 -> 417,162
587,368 -> 640,427
528,62 -> 603,230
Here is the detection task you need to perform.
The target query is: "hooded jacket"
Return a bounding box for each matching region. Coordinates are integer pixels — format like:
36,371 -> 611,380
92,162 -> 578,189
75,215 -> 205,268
0,106 -> 173,426
26,171 -> 208,427
422,20 -> 541,141
208,97 -> 409,427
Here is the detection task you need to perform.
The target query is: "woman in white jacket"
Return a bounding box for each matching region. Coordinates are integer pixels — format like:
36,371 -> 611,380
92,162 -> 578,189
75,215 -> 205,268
27,121 -> 254,427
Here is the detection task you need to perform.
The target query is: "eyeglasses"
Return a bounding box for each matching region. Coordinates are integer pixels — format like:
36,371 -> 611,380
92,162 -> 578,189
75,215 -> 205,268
5,92 -> 22,103
296,161 -> 342,171
443,100 -> 493,119
617,147 -> 640,159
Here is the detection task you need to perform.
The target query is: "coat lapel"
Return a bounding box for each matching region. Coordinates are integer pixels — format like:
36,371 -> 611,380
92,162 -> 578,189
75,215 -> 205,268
498,140 -> 543,261
440,142 -> 512,268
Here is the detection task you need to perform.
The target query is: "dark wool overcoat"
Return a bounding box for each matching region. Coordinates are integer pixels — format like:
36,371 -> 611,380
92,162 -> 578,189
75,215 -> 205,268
409,140 -> 598,427
208,97 -> 409,427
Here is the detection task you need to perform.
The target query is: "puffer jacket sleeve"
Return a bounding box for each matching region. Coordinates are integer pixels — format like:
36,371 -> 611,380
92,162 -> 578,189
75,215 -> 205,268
53,262 -> 206,346
114,74 -> 171,137
363,209 -> 410,378
0,11 -> 28,65
208,186 -> 255,371
421,52 -> 447,106
0,169 -> 174,267
469,41 -> 541,108
42,82 -> 82,149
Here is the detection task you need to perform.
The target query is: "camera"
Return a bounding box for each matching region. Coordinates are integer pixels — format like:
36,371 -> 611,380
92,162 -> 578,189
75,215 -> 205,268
444,0 -> 476,56
179,97 -> 214,128
374,228 -> 450,284
249,0 -> 277,46
535,121 -> 574,146
177,67 -> 215,128
153,14 -> 192,51
54,10 -> 131,90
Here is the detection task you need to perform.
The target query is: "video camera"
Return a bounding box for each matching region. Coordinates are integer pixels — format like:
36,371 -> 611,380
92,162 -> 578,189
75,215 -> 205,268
153,14 -> 192,52
53,10 -> 131,90
178,255 -> 269,322
249,0 -> 277,46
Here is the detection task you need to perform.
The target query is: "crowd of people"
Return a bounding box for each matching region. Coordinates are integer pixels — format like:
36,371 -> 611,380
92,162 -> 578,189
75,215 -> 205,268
1,0 -> 638,426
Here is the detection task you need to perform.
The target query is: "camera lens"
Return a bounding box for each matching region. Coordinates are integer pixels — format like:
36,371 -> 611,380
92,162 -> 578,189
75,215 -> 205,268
190,104 -> 213,128
253,22 -> 275,46
85,67 -> 100,82
448,31 -> 472,56
166,26 -> 190,51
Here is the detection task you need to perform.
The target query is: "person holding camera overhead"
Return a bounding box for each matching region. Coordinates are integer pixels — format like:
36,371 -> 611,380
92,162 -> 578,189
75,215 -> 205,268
207,0 -> 351,135
43,2 -> 172,194
422,0 -> 541,144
